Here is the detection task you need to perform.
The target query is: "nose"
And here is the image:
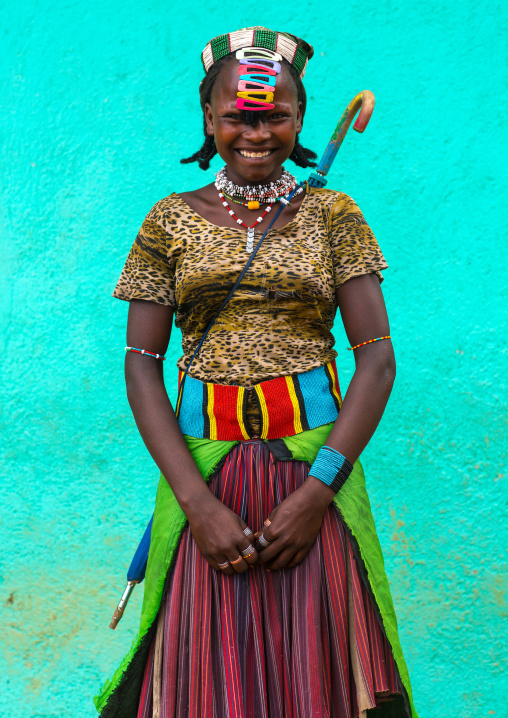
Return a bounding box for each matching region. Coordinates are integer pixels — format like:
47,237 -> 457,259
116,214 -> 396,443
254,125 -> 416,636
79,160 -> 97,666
241,122 -> 271,142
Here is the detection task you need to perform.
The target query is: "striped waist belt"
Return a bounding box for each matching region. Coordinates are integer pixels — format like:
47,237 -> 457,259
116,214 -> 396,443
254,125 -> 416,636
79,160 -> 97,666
175,361 -> 342,441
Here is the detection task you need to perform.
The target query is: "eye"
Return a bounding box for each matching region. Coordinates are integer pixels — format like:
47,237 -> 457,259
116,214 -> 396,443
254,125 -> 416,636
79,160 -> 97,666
222,112 -> 241,120
269,112 -> 290,120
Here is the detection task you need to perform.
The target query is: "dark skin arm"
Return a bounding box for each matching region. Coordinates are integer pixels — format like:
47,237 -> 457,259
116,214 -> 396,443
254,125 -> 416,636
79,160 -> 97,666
257,272 -> 396,570
124,299 -> 259,575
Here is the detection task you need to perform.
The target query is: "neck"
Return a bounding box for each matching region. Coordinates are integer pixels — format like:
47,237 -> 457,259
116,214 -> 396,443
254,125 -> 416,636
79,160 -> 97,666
225,166 -> 284,187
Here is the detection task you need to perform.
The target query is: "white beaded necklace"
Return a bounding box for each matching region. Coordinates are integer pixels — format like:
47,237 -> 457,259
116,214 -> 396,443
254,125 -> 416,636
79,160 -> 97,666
214,166 -> 297,203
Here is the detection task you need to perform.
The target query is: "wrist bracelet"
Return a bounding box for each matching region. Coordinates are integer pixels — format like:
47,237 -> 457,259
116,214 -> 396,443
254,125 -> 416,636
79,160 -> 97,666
309,445 -> 354,493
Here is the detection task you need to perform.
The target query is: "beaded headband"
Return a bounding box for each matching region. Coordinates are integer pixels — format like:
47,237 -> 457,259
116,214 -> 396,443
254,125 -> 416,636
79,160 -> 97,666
201,27 -> 314,79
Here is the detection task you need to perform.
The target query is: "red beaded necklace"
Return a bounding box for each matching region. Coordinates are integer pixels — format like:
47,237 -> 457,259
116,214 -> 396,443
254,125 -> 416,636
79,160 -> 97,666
218,191 -> 272,253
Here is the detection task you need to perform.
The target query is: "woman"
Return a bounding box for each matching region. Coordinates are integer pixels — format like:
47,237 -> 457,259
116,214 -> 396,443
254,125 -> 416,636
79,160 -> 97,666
95,27 -> 418,718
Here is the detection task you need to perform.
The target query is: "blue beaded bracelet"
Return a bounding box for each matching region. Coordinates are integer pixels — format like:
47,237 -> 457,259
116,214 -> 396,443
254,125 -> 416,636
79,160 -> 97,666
309,445 -> 354,493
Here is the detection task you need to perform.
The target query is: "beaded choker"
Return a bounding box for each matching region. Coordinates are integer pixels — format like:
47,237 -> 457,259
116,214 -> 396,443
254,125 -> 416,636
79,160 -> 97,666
215,166 -> 296,202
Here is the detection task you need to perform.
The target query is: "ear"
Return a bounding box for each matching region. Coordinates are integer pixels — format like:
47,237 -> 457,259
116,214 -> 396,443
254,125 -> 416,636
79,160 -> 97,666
295,100 -> 303,134
204,102 -> 214,136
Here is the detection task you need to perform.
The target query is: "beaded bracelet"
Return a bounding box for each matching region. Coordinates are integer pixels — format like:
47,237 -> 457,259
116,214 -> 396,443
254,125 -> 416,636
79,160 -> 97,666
347,336 -> 391,351
125,347 -> 166,360
309,445 -> 354,493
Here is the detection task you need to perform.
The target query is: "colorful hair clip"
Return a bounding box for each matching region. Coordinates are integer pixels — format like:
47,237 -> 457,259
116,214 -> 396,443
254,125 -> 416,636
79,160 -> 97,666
235,47 -> 282,62
237,90 -> 274,103
235,47 -> 281,114
238,80 -> 276,93
238,60 -> 282,74
236,98 -> 275,110
239,73 -> 276,86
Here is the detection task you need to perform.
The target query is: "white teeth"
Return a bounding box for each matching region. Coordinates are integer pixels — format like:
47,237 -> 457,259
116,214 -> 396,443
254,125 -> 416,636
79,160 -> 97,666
239,150 -> 271,158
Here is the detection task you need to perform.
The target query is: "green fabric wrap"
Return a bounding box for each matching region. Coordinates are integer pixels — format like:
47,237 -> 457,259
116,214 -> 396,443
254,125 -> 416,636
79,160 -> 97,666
95,427 -> 418,718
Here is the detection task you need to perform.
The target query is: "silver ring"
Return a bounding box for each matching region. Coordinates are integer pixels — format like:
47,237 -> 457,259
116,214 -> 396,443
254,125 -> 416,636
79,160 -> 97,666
241,544 -> 255,558
243,527 -> 253,537
217,561 -> 230,570
257,533 -> 271,548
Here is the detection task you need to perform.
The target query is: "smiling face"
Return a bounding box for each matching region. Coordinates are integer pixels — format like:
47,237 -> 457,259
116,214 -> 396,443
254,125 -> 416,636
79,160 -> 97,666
204,59 -> 303,186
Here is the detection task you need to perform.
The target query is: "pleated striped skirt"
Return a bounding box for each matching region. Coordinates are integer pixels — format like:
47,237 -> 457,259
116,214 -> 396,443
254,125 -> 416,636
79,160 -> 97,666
137,441 -> 407,718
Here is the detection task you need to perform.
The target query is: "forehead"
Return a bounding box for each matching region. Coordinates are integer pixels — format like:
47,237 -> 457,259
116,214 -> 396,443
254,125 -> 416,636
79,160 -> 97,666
211,58 -> 297,106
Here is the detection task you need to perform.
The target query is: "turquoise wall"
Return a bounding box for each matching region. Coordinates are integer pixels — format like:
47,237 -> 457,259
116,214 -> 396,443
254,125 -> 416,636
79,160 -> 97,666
1,1 -> 506,715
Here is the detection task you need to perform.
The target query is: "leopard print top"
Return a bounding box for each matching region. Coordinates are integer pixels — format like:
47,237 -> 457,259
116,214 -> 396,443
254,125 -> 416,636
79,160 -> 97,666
113,186 -> 387,431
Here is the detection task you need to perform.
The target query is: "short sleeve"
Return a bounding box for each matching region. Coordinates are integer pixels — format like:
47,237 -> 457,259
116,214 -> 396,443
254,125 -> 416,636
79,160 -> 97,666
112,216 -> 176,308
328,194 -> 388,289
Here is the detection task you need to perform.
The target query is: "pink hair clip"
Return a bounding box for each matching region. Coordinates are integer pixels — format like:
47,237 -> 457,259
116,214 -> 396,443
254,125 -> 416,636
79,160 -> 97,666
238,80 -> 276,93
235,98 -> 275,110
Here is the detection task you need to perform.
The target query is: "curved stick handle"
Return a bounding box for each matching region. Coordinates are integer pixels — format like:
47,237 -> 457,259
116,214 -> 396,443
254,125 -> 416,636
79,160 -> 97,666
311,90 -> 375,181
351,90 -> 375,133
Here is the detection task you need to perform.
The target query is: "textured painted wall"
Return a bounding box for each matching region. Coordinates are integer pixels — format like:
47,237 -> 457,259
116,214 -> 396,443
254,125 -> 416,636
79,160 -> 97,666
1,1 -> 506,716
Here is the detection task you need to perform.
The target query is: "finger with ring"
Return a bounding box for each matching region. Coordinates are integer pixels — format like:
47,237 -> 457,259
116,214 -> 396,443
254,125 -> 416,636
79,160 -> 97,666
241,544 -> 256,559
217,560 -> 230,570
263,518 -> 271,528
257,533 -> 271,548
230,555 -> 244,565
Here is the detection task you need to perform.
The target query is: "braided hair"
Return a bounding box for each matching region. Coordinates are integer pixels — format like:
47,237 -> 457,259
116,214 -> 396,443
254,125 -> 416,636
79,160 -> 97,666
181,54 -> 317,171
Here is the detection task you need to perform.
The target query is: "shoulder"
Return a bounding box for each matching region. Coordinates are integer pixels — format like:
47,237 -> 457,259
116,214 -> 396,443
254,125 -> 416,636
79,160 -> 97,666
131,194 -> 193,255
304,186 -> 363,218
144,193 -> 192,230
302,188 -> 371,237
